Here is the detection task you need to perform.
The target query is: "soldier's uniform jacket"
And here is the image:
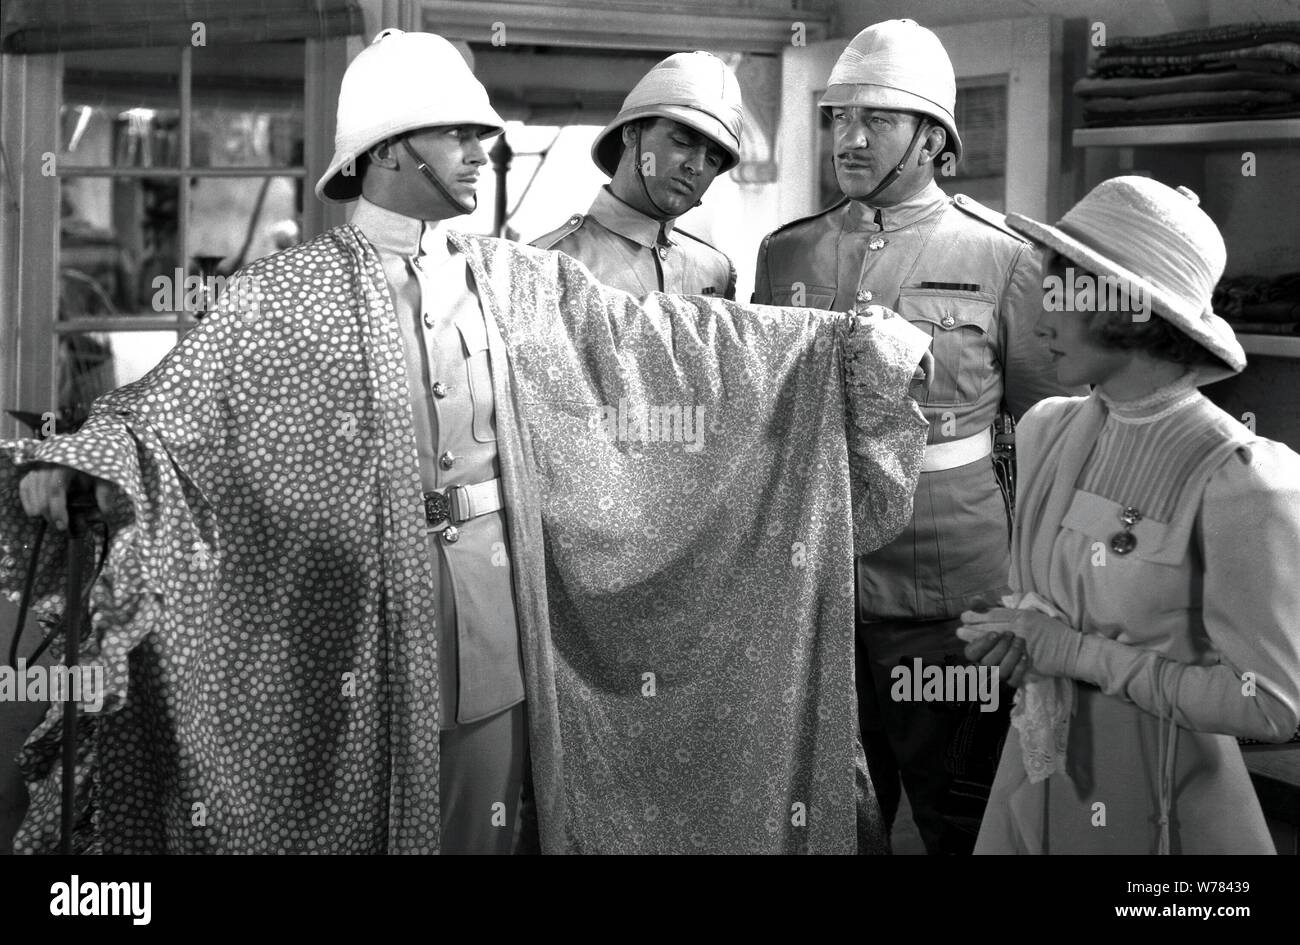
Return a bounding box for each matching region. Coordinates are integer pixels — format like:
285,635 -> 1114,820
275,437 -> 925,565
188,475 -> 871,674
354,198 -> 525,726
534,186 -> 736,300
754,180 -> 1080,622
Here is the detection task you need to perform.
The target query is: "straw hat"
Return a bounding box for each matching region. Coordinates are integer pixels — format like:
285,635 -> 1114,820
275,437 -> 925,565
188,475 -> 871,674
315,29 -> 504,203
591,52 -> 743,177
1006,176 -> 1245,383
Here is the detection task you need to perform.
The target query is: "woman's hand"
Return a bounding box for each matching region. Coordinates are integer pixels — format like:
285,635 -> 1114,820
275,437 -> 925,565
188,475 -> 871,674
960,607 -> 1081,684
959,627 -> 1030,689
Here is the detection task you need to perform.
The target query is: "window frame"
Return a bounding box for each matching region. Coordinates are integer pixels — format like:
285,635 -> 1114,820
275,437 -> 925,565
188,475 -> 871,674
0,37 -> 346,430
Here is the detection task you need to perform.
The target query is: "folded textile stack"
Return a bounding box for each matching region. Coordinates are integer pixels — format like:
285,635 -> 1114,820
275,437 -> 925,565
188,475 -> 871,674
1076,22 -> 1300,126
1213,271 -> 1300,334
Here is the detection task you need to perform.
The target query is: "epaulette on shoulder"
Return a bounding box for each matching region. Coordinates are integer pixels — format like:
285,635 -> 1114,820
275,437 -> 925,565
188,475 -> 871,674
674,226 -> 726,256
950,193 -> 1026,242
767,196 -> 850,239
530,213 -> 584,250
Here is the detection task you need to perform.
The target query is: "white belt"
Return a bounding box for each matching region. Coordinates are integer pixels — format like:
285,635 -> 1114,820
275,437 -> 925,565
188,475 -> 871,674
423,477 -> 504,528
921,428 -> 993,473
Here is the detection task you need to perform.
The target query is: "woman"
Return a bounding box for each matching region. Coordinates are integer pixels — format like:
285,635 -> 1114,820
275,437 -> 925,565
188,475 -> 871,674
960,176 -> 1300,854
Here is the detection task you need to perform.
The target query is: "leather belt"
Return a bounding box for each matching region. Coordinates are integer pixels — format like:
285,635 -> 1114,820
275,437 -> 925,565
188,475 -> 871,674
423,477 -> 504,528
922,428 -> 993,473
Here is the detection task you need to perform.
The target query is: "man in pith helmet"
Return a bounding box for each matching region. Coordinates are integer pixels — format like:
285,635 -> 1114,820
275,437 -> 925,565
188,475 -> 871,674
7,30 -> 933,855
533,51 -> 739,300
753,19 -> 1083,853
317,28 -> 526,856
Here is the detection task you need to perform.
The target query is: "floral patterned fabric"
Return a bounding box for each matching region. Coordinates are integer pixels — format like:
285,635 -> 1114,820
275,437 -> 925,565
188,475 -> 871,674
1,226 -> 927,853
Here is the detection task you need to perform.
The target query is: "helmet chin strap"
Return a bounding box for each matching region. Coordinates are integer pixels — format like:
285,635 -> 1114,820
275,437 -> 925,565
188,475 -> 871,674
858,119 -> 929,206
400,138 -> 476,216
633,130 -> 677,222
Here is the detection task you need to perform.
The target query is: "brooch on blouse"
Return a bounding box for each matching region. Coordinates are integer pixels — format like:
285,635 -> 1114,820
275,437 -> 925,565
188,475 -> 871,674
1110,506 -> 1142,555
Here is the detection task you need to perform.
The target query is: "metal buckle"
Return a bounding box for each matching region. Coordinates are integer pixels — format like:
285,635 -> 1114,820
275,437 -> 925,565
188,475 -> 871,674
424,490 -> 450,527
423,486 -> 465,528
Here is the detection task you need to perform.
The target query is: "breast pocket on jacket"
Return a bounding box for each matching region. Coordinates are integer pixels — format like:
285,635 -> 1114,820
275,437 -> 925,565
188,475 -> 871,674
456,316 -> 497,443
1061,491 -> 1188,641
768,282 -> 837,310
897,287 -> 996,408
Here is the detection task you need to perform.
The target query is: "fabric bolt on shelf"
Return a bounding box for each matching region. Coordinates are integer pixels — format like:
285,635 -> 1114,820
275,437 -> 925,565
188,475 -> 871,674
1216,321 -> 1300,335
1082,101 -> 1300,126
1099,22 -> 1300,57
1218,303 -> 1300,326
1074,71 -> 1300,99
1214,272 -> 1300,314
1082,88 -> 1298,114
1092,43 -> 1300,79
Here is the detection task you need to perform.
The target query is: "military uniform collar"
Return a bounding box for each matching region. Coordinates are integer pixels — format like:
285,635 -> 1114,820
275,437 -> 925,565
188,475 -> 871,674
589,186 -> 675,249
847,180 -> 947,233
351,197 -> 454,264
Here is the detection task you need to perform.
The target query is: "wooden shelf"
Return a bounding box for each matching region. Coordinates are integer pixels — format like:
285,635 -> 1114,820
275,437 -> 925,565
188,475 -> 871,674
1073,118 -> 1300,149
1238,333 -> 1300,359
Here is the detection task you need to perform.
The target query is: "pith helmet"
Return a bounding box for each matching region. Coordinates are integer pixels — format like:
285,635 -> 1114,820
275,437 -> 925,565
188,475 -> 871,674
591,51 -> 743,177
819,19 -> 962,161
316,29 -> 505,202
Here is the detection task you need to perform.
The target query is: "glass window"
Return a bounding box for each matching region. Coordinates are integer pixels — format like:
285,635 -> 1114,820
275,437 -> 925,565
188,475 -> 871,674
55,41 -> 308,416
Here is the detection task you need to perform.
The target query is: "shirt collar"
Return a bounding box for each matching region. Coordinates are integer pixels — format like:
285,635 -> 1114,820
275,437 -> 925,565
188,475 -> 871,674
588,186 -> 674,249
350,197 -> 453,263
846,180 -> 948,232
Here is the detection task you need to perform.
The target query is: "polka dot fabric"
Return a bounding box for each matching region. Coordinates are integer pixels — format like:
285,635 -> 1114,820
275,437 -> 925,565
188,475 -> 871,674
2,227 -> 441,853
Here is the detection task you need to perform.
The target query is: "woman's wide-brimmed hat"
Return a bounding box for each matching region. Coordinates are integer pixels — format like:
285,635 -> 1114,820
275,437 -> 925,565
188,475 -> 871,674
1006,176 -> 1245,384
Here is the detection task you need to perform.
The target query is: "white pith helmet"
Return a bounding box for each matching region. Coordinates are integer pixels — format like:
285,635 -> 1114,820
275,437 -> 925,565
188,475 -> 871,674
819,19 -> 962,161
590,51 -> 743,177
315,29 -> 504,202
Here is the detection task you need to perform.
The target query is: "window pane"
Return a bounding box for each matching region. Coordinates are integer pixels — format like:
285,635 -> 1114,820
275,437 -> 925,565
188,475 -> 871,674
57,331 -> 178,415
60,177 -> 182,317
948,83 -> 1008,211
61,47 -> 182,168
188,176 -> 303,273
191,41 -> 305,168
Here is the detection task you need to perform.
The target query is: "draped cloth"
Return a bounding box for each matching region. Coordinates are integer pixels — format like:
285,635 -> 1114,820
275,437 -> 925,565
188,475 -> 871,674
0,226 -> 928,854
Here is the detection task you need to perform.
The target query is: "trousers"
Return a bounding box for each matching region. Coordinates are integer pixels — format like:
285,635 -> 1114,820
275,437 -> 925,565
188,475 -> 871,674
857,616 -> 1002,855
439,701 -> 528,854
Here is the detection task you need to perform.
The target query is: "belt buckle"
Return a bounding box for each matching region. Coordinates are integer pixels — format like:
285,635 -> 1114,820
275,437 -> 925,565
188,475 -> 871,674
424,486 -> 466,528
424,490 -> 450,527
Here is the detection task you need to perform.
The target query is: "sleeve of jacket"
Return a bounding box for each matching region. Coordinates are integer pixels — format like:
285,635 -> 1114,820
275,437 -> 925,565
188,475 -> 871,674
998,244 -> 1088,419
1029,442 -> 1300,742
723,255 -> 737,303
751,233 -> 774,305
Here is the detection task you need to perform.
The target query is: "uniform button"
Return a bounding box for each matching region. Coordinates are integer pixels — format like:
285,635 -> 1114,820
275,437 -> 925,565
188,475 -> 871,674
867,236 -> 887,251
941,314 -> 956,328
656,245 -> 669,261
954,194 -> 967,205
443,526 -> 461,544
569,215 -> 580,224
440,451 -> 456,469
423,311 -> 435,329
855,289 -> 873,305
431,381 -> 447,398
